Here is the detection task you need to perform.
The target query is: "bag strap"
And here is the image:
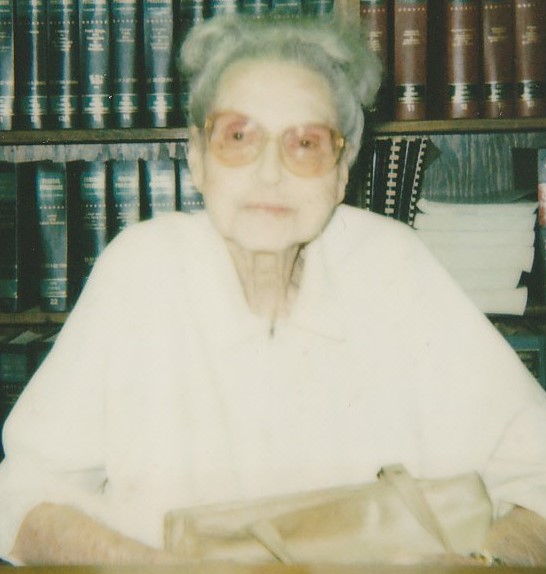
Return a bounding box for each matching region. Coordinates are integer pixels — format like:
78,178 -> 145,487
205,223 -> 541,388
249,520 -> 295,564
378,464 -> 454,553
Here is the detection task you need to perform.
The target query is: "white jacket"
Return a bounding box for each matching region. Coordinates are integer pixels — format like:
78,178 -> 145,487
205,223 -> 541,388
1,205 -> 545,559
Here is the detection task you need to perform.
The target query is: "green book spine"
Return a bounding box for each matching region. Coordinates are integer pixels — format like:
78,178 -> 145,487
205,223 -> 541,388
173,0 -> 205,123
35,162 -> 69,312
107,160 -> 141,238
0,164 -> 19,312
0,0 -> 14,130
111,0 -> 140,128
538,149 -> 546,304
76,161 -> 108,291
302,0 -> 333,16
14,0 -> 48,129
0,163 -> 38,312
240,0 -> 270,15
141,159 -> 177,219
175,154 -> 204,213
79,0 -> 111,129
209,0 -> 239,16
0,330 -> 44,459
270,0 -> 301,14
142,0 -> 175,127
46,0 -> 80,129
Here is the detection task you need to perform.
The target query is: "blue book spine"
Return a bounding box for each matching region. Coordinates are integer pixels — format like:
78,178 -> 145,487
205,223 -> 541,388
142,0 -> 175,127
175,154 -> 204,213
46,0 -> 80,128
14,0 -> 48,129
111,0 -> 140,128
107,160 -> 141,239
141,159 -> 177,219
79,0 -> 111,129
77,161 -> 108,290
0,0 -> 14,130
35,162 -> 69,312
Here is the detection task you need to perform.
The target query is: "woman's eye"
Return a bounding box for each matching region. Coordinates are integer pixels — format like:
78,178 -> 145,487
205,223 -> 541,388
299,138 -> 315,149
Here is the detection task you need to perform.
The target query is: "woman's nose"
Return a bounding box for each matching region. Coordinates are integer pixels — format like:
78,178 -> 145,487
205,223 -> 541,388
256,137 -> 283,185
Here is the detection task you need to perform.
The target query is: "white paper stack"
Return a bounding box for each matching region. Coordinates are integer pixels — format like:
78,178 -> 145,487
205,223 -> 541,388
414,198 -> 538,315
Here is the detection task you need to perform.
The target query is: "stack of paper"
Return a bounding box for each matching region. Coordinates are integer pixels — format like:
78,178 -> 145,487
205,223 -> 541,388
414,198 -> 538,315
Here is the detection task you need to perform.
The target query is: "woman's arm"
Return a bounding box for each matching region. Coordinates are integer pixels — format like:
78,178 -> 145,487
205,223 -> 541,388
486,506 -> 546,566
11,502 -> 179,565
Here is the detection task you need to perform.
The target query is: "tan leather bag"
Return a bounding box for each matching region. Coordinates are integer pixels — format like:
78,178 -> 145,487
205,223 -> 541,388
164,464 -> 493,564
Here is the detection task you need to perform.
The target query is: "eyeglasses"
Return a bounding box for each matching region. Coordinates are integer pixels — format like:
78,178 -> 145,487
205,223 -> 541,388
204,111 -> 345,178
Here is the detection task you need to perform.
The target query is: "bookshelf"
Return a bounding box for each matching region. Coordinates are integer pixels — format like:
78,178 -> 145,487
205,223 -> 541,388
373,118 -> 546,136
0,0 -> 545,356
0,128 -> 188,146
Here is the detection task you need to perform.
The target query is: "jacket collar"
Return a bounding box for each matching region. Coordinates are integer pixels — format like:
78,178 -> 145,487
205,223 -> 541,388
186,212 -> 347,349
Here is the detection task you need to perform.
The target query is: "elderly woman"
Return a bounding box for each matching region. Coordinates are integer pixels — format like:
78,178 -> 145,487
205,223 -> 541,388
1,13 -> 546,566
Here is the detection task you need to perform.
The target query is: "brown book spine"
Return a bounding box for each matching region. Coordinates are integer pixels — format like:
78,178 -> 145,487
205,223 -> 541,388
514,0 -> 546,117
394,0 -> 428,121
481,0 -> 515,118
360,0 -> 390,119
445,0 -> 481,119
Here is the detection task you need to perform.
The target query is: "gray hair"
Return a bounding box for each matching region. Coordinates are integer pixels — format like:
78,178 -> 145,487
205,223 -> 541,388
179,13 -> 382,165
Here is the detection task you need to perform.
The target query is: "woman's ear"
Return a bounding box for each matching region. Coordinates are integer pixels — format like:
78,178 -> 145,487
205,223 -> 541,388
187,126 -> 205,192
335,149 -> 350,205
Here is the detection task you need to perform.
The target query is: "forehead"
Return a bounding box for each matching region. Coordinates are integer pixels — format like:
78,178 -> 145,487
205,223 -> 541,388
211,59 -> 338,129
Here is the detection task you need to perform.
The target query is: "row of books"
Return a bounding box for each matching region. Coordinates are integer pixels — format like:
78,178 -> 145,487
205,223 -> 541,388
0,157 -> 204,314
0,327 -> 60,459
1,135 -> 429,317
0,0 -> 334,132
362,0 -> 546,121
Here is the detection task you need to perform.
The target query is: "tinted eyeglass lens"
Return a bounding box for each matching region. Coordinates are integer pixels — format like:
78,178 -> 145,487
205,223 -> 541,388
206,113 -> 344,177
208,115 -> 264,166
282,125 -> 340,176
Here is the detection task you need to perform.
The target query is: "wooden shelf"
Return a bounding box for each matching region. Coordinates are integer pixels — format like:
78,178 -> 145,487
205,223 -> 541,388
0,308 -> 68,326
372,117 -> 546,135
0,127 -> 189,146
0,118 -> 545,145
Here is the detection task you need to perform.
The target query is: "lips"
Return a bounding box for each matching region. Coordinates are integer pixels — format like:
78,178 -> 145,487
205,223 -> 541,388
244,203 -> 293,216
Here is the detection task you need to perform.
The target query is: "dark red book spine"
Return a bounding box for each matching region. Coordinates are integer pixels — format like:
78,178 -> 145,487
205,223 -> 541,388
394,0 -> 428,121
481,0 -> 515,118
445,0 -> 481,119
514,0 -> 546,117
